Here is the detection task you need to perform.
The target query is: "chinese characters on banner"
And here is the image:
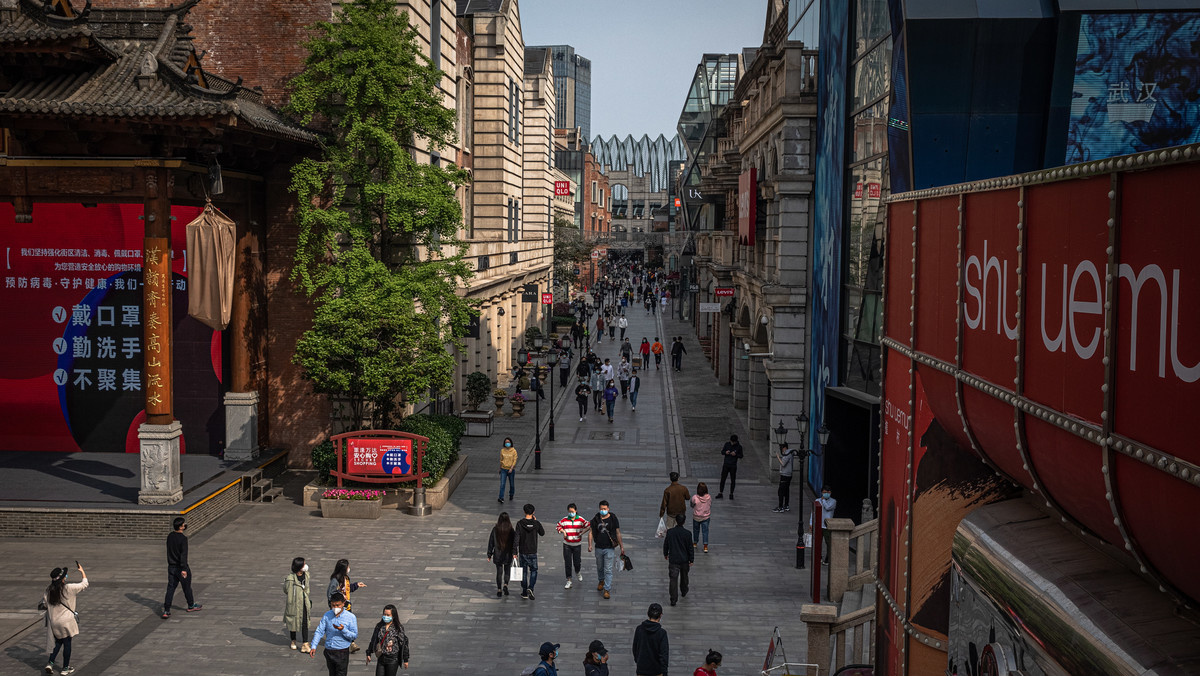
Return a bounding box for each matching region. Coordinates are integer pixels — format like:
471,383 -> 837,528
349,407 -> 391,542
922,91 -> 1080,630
346,438 -> 414,475
0,203 -> 221,454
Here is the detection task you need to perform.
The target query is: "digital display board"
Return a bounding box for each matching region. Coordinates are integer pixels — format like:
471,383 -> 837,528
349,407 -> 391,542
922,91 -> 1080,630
0,203 -> 223,454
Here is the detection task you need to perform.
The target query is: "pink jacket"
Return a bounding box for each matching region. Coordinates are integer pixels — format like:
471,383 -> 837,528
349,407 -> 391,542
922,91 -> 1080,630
691,494 -> 712,520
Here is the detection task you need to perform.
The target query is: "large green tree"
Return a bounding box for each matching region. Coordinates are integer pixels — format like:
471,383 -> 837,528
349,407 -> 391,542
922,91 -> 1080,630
553,216 -> 594,290
287,0 -> 474,428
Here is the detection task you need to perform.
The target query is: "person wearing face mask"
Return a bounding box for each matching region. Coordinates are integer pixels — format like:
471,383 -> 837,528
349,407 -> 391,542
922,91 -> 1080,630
326,559 -> 366,653
365,604 -> 409,674
694,648 -> 722,675
812,486 -> 838,564
42,563 -> 86,675
603,380 -> 619,423
284,557 -> 313,652
587,500 -> 624,599
530,641 -> 560,676
499,437 -> 517,504
555,503 -> 589,589
584,639 -> 610,676
161,517 -> 202,619
310,593 -> 358,676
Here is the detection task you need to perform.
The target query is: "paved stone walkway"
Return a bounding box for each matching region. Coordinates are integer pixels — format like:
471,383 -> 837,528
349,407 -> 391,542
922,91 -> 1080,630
0,304 -> 818,675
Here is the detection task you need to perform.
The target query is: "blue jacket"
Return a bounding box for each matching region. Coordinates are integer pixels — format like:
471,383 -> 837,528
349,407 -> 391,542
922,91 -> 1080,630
311,608 -> 358,650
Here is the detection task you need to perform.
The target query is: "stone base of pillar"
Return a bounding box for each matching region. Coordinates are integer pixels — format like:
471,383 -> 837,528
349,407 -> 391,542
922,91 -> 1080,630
223,391 -> 260,462
138,421 -> 183,505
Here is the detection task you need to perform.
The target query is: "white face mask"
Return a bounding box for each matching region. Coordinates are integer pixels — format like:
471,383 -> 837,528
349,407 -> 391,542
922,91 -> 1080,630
333,606 -> 344,616
301,564 -> 309,573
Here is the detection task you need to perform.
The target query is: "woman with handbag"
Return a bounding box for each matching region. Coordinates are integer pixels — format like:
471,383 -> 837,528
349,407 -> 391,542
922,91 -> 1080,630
42,563 -> 87,675
487,512 -> 517,597
327,559 -> 366,653
365,604 -> 409,674
284,557 -> 313,652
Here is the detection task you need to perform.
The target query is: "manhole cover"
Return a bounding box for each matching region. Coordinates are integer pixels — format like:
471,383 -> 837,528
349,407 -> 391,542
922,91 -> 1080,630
588,431 -> 625,440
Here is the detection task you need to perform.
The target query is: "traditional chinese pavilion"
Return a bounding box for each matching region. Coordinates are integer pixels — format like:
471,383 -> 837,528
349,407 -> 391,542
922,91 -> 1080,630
0,0 -> 316,506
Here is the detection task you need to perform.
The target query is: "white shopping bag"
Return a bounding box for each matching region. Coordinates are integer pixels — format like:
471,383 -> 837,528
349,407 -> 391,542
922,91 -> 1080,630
655,517 -> 667,539
510,566 -> 523,583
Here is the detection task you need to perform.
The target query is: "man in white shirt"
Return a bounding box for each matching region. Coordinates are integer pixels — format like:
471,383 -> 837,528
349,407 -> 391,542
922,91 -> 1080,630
810,486 -> 837,564
600,358 -> 614,384
618,315 -> 629,340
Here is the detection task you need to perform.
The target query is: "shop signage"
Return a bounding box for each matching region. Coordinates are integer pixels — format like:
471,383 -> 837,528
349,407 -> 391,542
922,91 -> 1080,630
674,197 -> 682,207
590,251 -> 600,259
714,287 -> 735,297
332,430 -> 429,487
855,182 -> 863,199
689,284 -> 700,292
541,292 -> 553,305
699,302 -> 721,313
738,168 -> 758,245
554,181 -> 571,196
522,283 -> 539,303
868,182 -> 881,199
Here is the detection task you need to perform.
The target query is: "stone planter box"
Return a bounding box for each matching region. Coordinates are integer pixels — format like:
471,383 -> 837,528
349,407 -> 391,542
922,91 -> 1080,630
302,454 -> 470,511
460,410 -> 494,437
320,497 -> 383,519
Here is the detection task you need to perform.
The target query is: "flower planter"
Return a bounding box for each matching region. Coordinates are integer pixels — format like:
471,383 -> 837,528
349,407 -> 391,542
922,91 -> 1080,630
511,402 -> 525,417
493,395 -> 508,411
320,497 -> 382,519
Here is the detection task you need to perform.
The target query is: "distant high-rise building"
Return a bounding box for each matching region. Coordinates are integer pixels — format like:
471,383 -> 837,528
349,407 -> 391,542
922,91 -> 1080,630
530,44 -> 591,139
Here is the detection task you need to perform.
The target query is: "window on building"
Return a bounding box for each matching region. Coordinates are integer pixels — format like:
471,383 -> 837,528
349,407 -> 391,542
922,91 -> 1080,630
632,200 -> 645,219
430,0 -> 442,70
591,181 -> 597,204
508,80 -> 520,144
463,185 -> 473,239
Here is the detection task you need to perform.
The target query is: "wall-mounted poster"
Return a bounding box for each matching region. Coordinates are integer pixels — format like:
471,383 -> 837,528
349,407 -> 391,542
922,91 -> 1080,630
1066,12 -> 1200,163
0,203 -> 223,454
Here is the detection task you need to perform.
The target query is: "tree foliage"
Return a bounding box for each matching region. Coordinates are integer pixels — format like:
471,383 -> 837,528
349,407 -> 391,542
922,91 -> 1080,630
553,216 -> 594,289
287,0 -> 475,428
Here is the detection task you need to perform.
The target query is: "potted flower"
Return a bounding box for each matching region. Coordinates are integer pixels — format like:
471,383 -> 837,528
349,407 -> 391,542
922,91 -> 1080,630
509,392 -> 526,417
320,488 -> 384,520
493,388 -> 509,411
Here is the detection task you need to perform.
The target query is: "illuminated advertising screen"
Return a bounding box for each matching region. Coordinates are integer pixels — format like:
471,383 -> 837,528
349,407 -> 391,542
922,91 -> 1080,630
0,203 -> 223,454
1066,12 -> 1200,163
346,437 -> 413,475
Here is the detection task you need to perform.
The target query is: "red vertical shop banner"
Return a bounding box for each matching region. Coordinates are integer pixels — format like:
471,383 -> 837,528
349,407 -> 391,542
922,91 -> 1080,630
0,203 -> 221,454
878,349 -> 912,675
738,168 -> 757,245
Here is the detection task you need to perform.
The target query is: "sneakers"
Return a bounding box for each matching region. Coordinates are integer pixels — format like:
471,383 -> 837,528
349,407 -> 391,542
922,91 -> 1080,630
498,498 -> 504,504
670,600 -> 677,606
603,590 -> 611,599
349,641 -> 360,654
715,493 -> 723,499
577,572 -> 584,581
564,579 -> 572,589
521,591 -> 530,599
186,604 -> 203,612
301,643 -> 311,652
528,590 -> 535,600
44,664 -> 55,674
704,545 -> 709,553
631,407 -> 636,412
579,417 -> 584,422
772,507 -> 783,513
597,582 -> 605,591
503,585 -> 509,596
784,506 -> 791,512
290,640 -> 297,650
496,589 -> 503,597
161,611 -> 170,619
729,495 -> 735,501
60,669 -> 76,675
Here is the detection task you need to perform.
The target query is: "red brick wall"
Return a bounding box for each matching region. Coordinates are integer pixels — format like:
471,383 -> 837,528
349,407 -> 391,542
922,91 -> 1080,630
123,0 -> 331,107
264,166 -> 330,467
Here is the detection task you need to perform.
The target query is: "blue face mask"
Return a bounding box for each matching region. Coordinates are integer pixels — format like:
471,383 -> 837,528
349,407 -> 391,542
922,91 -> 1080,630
382,615 -> 392,623
599,509 -> 608,516
504,442 -> 512,447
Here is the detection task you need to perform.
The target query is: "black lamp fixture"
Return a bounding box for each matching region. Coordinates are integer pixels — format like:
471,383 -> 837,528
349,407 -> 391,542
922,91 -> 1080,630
795,412 -> 809,443
498,307 -> 506,316
817,422 -> 830,448
517,347 -> 528,365
774,419 -> 789,447
546,350 -> 559,367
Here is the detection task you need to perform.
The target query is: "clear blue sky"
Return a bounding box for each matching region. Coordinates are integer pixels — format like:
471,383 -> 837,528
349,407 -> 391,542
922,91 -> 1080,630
520,0 -> 768,141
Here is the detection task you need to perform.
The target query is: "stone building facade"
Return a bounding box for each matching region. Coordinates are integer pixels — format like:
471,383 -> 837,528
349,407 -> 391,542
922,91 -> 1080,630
687,7 -> 819,442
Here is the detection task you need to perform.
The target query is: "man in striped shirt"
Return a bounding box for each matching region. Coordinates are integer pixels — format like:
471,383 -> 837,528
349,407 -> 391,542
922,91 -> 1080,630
556,503 -> 589,589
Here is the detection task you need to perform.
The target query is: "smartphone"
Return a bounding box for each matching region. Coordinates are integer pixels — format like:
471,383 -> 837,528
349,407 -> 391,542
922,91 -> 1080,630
75,560 -> 80,568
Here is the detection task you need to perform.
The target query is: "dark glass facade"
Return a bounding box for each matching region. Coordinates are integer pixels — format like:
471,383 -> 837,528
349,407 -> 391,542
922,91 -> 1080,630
539,45 -> 591,140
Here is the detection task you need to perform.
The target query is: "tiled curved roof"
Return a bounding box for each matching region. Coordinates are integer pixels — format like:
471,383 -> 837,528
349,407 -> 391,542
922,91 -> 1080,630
0,0 -> 316,143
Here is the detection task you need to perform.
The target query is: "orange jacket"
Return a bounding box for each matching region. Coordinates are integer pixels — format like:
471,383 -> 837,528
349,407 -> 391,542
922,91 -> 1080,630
651,342 -> 664,354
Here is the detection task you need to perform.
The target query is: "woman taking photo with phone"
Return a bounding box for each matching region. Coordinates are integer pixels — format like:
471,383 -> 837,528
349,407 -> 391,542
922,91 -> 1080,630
365,604 -> 409,674
42,562 -> 87,675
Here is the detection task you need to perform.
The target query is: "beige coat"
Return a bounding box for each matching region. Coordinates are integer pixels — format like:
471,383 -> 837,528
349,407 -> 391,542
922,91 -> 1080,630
44,578 -> 87,639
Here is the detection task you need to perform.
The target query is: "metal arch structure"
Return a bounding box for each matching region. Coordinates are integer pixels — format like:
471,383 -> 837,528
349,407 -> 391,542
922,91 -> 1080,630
590,133 -> 687,194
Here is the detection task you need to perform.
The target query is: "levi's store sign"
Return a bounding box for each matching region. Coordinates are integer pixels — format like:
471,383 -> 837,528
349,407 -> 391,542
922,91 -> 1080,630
885,160 -> 1200,613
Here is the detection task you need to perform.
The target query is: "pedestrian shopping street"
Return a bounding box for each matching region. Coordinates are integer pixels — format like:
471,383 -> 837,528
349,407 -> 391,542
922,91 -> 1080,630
0,304 -> 818,675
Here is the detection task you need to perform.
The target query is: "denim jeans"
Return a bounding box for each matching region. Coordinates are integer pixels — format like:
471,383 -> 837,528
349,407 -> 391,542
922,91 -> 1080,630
691,518 -> 710,545
595,547 -> 616,591
498,469 -> 515,500
605,399 -> 615,419
629,391 -> 639,408
519,554 -> 538,593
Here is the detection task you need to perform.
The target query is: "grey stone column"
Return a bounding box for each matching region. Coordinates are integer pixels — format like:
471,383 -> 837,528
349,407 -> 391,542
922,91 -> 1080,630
748,356 -> 770,440
138,421 -> 183,505
732,338 -> 750,410
223,391 -> 260,462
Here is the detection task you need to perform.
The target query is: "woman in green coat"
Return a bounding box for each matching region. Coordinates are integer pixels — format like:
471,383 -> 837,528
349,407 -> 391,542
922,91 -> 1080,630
283,556 -> 313,651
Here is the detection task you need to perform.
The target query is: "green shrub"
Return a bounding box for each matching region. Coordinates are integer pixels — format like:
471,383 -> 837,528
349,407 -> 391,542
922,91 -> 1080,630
311,440 -> 335,483
553,315 -> 577,326
400,414 -> 461,487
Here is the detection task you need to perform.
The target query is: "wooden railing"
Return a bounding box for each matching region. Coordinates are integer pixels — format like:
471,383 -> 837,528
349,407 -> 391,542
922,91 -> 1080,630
801,604 -> 876,675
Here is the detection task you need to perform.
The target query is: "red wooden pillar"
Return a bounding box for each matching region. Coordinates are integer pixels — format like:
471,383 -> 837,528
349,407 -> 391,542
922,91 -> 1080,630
142,167 -> 174,425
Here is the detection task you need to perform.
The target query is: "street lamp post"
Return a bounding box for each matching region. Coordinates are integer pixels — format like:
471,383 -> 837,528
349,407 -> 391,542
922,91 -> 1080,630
532,353 -> 542,470
547,350 -> 559,442
774,414 -> 828,570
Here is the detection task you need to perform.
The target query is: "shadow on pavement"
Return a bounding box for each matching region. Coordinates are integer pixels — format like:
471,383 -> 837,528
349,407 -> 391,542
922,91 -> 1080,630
240,626 -> 288,647
440,575 -> 498,596
125,592 -> 161,613
3,642 -> 46,670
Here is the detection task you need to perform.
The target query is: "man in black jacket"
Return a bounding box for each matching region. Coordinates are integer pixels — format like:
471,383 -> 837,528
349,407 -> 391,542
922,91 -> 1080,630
662,515 -> 694,606
162,517 -> 202,619
631,603 -> 669,676
670,337 -> 687,371
516,504 -> 545,600
716,434 -> 744,500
